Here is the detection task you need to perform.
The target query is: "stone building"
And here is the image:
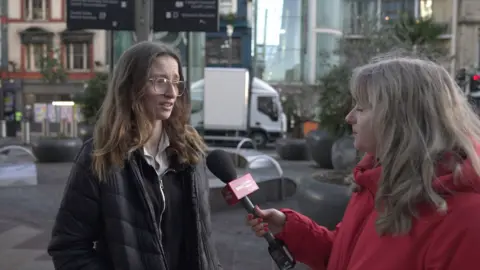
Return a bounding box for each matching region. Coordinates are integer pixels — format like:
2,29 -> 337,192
6,0 -> 107,110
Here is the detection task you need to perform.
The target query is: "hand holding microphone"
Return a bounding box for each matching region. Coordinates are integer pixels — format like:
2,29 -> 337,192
246,206 -> 286,237
206,150 -> 296,270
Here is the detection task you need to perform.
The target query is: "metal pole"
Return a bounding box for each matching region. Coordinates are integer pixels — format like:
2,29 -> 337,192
23,121 -> 30,145
228,36 -> 233,67
0,0 -> 8,122
450,0 -> 459,77
0,119 -> 5,138
109,31 -> 115,74
186,32 -> 192,95
135,0 -> 152,42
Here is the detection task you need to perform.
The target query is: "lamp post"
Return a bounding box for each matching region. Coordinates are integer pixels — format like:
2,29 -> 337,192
226,24 -> 234,67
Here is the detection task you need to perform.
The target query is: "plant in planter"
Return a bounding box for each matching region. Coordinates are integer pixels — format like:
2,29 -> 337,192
314,64 -> 356,170
31,50 -> 84,163
73,72 -> 109,141
276,86 -> 319,161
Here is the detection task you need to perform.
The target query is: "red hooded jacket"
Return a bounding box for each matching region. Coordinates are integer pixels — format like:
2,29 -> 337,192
276,153 -> 480,270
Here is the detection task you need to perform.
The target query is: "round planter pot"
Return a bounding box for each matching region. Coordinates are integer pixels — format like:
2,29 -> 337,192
295,171 -> 351,230
331,135 -> 358,171
78,124 -> 94,142
275,138 -> 309,161
32,137 -> 83,163
306,130 -> 335,169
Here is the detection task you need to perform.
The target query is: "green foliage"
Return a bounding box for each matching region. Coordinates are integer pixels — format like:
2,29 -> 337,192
392,14 -> 448,46
38,49 -> 68,84
73,72 -> 109,124
316,14 -> 449,137
221,12 -> 236,24
317,65 -> 352,137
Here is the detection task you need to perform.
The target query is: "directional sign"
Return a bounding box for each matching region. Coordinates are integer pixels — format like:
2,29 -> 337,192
67,0 -> 135,31
153,0 -> 219,32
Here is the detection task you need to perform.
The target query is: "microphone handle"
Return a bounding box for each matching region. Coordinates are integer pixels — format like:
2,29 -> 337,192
240,197 -> 277,245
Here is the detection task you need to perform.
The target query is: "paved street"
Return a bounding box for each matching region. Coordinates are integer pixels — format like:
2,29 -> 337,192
0,148 -> 313,270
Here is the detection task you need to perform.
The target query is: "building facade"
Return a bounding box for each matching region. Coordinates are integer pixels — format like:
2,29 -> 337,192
342,0 -> 480,75
434,0 -> 480,72
205,0 -> 252,68
253,0 -> 304,83
6,0 -> 107,110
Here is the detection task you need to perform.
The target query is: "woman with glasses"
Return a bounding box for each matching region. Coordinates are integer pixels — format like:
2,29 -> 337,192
48,41 -> 222,270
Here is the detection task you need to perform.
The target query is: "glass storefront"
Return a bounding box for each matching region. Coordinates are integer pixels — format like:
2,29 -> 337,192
316,33 -> 340,79
254,0 -> 303,82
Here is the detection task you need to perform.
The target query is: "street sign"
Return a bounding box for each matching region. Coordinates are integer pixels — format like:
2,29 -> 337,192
66,0 -> 135,31
153,0 -> 219,32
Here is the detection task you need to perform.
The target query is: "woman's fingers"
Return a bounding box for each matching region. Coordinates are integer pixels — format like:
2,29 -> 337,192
246,213 -> 269,237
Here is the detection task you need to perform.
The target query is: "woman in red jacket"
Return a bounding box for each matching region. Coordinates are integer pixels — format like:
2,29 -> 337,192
247,57 -> 480,270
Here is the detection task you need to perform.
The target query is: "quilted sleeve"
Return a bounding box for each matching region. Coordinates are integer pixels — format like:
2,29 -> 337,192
47,151 -> 108,270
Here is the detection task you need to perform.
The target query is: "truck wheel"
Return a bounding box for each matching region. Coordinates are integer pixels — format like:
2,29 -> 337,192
250,132 -> 267,149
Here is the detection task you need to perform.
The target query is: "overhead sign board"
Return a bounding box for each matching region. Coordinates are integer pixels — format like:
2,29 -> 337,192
153,0 -> 219,32
67,0 -> 135,31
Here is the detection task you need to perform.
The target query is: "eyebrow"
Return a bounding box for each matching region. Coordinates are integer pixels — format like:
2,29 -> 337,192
150,73 -> 180,80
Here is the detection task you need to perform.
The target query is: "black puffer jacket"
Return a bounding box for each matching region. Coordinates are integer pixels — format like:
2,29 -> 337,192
48,140 -> 222,270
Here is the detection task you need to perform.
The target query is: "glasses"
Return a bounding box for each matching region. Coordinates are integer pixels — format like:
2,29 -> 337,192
148,77 -> 186,96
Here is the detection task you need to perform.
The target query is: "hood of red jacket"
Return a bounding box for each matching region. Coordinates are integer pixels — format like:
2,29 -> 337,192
354,149 -> 480,196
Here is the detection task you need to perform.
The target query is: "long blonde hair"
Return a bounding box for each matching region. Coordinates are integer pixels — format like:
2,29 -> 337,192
351,56 -> 480,235
92,41 -> 206,181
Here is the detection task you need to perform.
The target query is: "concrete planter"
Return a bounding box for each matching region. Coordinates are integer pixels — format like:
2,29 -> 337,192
331,135 -> 358,171
275,138 -> 309,161
295,171 -> 351,230
306,130 -> 335,169
32,137 -> 83,163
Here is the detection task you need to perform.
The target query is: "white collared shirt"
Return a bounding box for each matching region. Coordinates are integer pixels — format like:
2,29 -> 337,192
142,132 -> 170,176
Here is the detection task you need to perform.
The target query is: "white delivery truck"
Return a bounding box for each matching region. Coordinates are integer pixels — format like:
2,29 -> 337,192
190,67 -> 286,148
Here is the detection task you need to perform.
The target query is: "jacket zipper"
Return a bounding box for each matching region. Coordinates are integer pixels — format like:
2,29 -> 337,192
158,169 -> 173,232
131,159 -> 171,270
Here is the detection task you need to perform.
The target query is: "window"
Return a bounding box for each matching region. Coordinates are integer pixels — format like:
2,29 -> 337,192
65,43 -> 91,71
206,37 -> 242,65
381,0 -> 416,21
343,0 -> 378,35
25,43 -> 47,71
24,0 -> 50,20
257,96 -> 279,122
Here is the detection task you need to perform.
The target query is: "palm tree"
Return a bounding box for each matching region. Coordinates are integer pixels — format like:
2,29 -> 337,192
392,14 -> 448,54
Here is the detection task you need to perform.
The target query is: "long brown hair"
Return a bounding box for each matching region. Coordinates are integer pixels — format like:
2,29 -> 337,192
92,41 -> 206,180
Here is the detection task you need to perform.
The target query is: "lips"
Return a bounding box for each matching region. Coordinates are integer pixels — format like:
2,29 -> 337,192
159,102 -> 174,108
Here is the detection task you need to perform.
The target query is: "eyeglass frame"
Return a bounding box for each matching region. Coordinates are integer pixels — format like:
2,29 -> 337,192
148,77 -> 186,96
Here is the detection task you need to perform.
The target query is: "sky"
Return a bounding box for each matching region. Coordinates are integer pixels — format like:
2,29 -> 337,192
255,0 -> 284,46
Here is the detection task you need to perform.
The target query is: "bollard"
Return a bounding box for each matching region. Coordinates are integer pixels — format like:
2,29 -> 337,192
0,120 -> 6,138
24,121 -> 31,144
44,119 -> 50,137
21,121 -> 31,145
59,119 -> 65,135
72,120 -> 78,138
41,119 -> 47,136
20,121 -> 25,141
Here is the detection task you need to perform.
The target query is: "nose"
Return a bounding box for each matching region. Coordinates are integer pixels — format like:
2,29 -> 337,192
163,84 -> 177,98
345,109 -> 355,125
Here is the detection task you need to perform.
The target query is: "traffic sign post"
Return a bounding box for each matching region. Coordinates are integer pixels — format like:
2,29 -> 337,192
153,0 -> 219,32
66,0 -> 135,31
